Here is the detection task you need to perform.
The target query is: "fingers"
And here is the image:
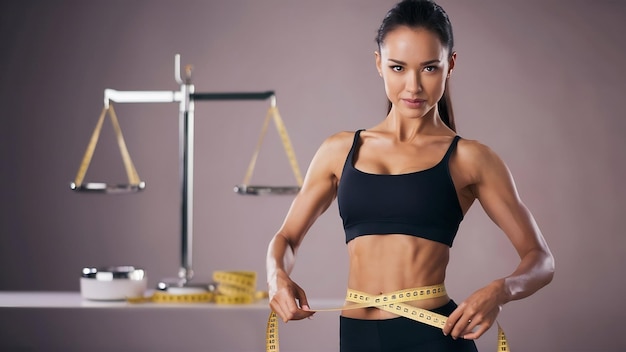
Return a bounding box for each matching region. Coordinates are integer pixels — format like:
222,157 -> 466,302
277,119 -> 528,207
274,303 -> 314,322
269,298 -> 287,322
443,302 -> 495,340
269,284 -> 315,322
293,285 -> 316,320
272,297 -> 312,322
441,302 -> 464,336
295,285 -> 312,311
461,322 -> 490,340
446,315 -> 486,340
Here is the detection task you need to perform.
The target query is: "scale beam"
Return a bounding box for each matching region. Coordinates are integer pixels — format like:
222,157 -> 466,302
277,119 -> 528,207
89,55 -> 276,291
104,89 -> 181,108
192,91 -> 274,101
103,89 -> 275,106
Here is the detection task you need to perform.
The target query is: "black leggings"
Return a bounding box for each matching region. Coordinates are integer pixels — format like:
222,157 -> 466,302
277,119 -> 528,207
340,300 -> 478,352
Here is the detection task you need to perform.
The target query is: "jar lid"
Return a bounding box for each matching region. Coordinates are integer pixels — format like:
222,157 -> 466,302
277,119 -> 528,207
81,266 -> 145,281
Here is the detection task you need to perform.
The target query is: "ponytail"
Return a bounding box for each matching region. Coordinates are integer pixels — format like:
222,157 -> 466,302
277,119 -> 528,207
438,84 -> 456,132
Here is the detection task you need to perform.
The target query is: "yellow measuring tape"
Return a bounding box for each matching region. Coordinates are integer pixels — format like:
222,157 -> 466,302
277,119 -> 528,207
266,284 -> 510,351
72,103 -> 143,189
128,271 -> 267,304
241,102 -> 303,189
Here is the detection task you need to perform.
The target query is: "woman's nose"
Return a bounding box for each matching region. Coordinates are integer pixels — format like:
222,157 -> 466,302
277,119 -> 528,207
405,73 -> 423,94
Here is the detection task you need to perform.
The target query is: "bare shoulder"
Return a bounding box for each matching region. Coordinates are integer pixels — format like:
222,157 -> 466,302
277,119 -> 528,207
321,130 -> 356,149
456,137 -> 504,166
315,130 -> 356,160
455,137 -> 511,185
308,130 -> 359,177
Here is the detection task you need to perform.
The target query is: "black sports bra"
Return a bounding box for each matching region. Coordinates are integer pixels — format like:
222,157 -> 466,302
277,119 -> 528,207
337,130 -> 463,247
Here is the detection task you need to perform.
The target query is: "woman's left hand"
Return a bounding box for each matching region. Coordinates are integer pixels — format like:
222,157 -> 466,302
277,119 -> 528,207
442,280 -> 509,340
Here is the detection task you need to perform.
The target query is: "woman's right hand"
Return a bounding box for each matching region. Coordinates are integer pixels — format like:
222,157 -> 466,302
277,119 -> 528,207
268,270 -> 315,322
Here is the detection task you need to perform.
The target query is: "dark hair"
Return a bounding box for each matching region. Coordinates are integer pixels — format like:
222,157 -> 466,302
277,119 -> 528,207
376,0 -> 456,131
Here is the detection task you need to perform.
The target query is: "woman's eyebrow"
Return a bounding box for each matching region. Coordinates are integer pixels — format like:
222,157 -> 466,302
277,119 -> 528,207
388,58 -> 442,66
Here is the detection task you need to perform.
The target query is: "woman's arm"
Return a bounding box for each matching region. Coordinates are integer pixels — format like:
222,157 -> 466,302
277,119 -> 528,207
444,140 -> 555,340
267,132 -> 349,322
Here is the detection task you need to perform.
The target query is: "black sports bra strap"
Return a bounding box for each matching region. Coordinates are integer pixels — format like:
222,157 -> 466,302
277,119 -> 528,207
348,129 -> 365,160
353,129 -> 364,144
442,135 -> 461,161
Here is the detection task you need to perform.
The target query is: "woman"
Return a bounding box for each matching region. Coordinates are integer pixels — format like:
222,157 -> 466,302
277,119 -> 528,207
266,0 -> 555,350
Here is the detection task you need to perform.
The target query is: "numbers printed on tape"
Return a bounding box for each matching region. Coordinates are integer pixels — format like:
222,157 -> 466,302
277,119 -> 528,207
266,312 -> 279,351
266,284 -> 511,352
152,291 -> 214,303
498,323 -> 510,352
128,271 -> 265,305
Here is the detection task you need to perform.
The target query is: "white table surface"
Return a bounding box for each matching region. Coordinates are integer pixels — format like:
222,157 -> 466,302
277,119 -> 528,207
0,291 -> 345,351
0,291 -> 344,309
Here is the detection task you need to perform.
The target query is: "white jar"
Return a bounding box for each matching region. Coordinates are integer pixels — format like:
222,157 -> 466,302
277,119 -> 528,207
80,266 -> 147,301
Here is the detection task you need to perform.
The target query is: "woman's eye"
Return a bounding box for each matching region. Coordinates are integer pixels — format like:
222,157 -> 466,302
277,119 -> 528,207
424,66 -> 438,72
390,65 -> 403,72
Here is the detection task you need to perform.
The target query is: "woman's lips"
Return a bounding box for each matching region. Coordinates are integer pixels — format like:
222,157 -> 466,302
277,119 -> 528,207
401,98 -> 426,108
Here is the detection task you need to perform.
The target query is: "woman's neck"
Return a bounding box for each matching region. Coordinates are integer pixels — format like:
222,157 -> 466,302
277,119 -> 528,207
381,106 -> 443,142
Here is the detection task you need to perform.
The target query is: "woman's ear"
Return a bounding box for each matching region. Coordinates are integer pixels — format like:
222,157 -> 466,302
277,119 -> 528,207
375,51 -> 382,77
447,51 -> 457,78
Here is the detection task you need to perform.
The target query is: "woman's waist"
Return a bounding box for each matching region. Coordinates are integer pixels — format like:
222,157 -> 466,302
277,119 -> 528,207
346,263 -> 447,294
347,235 -> 450,279
341,282 -> 451,320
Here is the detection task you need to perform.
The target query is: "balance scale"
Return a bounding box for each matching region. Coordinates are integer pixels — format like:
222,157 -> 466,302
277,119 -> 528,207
70,54 -> 302,293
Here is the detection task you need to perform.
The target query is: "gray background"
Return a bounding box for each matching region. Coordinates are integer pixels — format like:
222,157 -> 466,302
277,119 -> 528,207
1,0 -> 625,351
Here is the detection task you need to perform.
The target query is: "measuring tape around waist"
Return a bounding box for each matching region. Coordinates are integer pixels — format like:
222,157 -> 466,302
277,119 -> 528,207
266,284 -> 510,351
128,271 -> 267,305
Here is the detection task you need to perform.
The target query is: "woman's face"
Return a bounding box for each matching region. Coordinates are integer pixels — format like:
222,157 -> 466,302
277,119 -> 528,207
376,26 -> 455,118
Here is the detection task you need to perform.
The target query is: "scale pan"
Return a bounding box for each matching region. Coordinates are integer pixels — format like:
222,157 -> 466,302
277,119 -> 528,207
234,184 -> 300,196
70,181 -> 146,194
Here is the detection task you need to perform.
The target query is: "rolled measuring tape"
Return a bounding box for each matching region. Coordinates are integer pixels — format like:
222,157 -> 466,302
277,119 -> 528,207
128,271 -> 267,304
266,284 -> 510,352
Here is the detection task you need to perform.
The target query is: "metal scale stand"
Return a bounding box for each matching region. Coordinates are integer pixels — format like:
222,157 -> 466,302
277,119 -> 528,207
73,54 -> 278,293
